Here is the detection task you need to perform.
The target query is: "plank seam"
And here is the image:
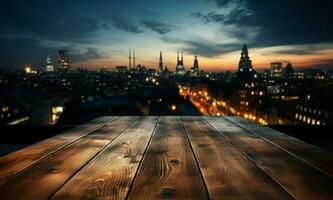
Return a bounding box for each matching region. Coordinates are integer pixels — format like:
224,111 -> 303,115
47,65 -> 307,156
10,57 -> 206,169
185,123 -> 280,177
224,116 -> 333,179
204,116 -> 296,200
124,116 -> 160,200
180,116 -> 211,200
0,116 -> 118,184
47,116 -> 139,200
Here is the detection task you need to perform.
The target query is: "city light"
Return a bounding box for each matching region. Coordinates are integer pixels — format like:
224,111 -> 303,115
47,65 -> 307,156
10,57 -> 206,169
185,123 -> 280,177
25,66 -> 32,74
171,105 -> 176,111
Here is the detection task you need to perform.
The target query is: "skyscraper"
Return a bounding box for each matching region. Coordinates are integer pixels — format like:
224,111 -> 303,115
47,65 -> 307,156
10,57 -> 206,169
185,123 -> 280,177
270,62 -> 283,78
283,63 -> 294,79
58,50 -> 70,71
191,55 -> 200,77
159,50 -> 164,72
45,55 -> 54,72
237,44 -> 255,80
175,51 -> 186,76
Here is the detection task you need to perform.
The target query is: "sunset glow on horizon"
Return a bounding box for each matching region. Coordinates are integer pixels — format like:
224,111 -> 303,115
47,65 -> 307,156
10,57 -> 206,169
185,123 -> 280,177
1,0 -> 333,71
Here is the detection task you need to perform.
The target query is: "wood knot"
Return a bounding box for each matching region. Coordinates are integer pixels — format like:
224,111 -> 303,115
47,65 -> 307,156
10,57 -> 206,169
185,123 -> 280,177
170,159 -> 179,165
160,187 -> 176,198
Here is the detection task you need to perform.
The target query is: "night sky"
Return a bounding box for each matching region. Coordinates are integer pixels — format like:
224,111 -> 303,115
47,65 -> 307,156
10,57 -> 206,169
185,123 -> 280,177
1,0 -> 333,71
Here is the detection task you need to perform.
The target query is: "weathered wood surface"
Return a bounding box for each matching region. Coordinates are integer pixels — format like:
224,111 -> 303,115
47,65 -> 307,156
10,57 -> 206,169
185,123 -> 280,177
51,116 -> 158,200
226,116 -> 333,177
182,116 -> 293,200
0,116 -> 115,182
0,116 -> 332,200
206,117 -> 333,200
0,117 -> 136,200
127,116 -> 208,200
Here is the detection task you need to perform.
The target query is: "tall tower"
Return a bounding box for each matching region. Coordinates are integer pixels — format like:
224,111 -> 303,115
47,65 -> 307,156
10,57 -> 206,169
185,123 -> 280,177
191,55 -> 199,76
133,49 -> 136,69
159,50 -> 164,72
58,50 -> 70,71
237,44 -> 254,80
175,50 -> 186,76
45,55 -> 54,72
129,49 -> 132,69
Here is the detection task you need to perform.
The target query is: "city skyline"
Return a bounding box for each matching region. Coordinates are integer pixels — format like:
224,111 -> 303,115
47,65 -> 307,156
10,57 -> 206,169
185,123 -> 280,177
1,0 -> 333,71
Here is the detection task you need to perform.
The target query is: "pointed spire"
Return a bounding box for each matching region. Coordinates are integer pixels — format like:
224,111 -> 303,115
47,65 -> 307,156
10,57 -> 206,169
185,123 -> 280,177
129,49 -> 132,69
159,49 -> 164,71
133,49 -> 136,69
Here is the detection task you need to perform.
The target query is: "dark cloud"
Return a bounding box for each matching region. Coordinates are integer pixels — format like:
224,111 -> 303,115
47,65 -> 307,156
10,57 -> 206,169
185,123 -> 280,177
70,47 -> 108,63
0,1 -> 102,42
191,12 -> 225,23
208,0 -> 238,8
141,20 -> 176,35
161,37 -> 240,57
108,16 -> 142,33
196,0 -> 333,47
269,44 -> 333,55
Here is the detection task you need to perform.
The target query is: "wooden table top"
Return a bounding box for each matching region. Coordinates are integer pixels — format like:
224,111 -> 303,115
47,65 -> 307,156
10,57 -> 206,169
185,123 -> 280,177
0,116 -> 332,200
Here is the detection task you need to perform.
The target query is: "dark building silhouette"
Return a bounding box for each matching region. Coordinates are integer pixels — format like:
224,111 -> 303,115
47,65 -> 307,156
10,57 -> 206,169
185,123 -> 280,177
191,55 -> 200,77
159,50 -> 164,72
237,44 -> 255,81
283,63 -> 294,79
58,50 -> 70,71
175,51 -> 186,76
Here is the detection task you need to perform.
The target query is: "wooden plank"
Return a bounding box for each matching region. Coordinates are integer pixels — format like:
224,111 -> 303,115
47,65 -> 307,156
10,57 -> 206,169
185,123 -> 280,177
182,116 -> 293,200
0,116 -> 116,182
127,116 -> 208,200
226,116 -> 333,177
51,116 -> 158,200
0,116 -> 136,200
206,117 -> 333,200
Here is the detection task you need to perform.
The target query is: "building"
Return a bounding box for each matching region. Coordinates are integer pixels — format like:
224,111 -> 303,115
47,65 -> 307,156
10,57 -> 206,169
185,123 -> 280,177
190,55 -> 200,77
115,66 -> 128,73
1,87 -> 52,126
237,44 -> 255,81
159,50 -> 164,72
128,49 -> 136,69
175,51 -> 186,76
283,63 -> 294,79
58,50 -> 70,71
270,62 -> 283,78
45,55 -> 54,72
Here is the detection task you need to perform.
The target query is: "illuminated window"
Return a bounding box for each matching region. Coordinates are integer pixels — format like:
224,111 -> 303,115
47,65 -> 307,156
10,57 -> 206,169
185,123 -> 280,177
311,119 -> 316,125
316,121 -> 321,125
295,113 -> 298,118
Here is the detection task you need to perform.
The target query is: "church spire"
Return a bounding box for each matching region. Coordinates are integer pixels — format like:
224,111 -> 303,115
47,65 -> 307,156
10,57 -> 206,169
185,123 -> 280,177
159,49 -> 164,72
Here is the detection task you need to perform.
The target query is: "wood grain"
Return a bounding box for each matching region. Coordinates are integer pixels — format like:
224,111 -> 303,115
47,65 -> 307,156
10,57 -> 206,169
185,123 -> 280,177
0,116 -> 116,182
182,116 -> 293,200
51,116 -> 158,200
206,117 -> 333,200
0,116 -> 136,200
127,116 -> 208,200
226,116 -> 333,177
